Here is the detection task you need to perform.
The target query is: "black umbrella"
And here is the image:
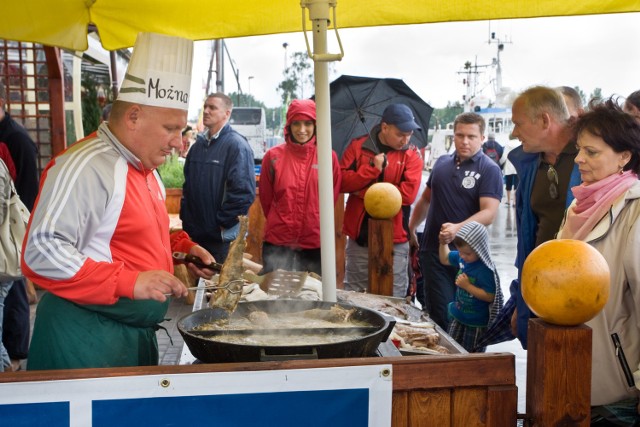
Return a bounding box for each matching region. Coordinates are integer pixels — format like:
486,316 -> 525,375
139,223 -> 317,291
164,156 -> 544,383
328,75 -> 433,158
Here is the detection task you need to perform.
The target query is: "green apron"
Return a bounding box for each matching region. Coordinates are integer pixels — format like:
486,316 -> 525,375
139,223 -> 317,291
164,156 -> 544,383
27,292 -> 170,370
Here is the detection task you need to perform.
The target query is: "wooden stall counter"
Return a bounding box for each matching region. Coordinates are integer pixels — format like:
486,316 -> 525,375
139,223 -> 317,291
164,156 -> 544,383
0,353 -> 517,427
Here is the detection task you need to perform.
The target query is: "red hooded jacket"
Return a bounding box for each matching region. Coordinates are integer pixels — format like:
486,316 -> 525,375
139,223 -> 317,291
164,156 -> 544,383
259,99 -> 341,249
340,127 -> 423,244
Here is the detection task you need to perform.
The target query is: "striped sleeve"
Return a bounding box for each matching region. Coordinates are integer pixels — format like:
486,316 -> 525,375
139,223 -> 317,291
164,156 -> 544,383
21,138 -> 137,305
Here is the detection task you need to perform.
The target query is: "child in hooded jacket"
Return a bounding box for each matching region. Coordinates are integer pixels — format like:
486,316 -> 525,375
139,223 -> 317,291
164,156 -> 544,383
439,221 -> 502,352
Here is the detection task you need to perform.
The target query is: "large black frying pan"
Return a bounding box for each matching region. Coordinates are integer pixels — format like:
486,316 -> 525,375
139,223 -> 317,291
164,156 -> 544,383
178,300 -> 394,363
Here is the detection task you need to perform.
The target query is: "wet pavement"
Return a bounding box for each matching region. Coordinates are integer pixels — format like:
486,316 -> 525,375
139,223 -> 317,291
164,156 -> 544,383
485,201 -> 527,412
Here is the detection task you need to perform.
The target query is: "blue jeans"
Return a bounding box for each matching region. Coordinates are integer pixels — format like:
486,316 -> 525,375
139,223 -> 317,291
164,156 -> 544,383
0,280 -> 14,372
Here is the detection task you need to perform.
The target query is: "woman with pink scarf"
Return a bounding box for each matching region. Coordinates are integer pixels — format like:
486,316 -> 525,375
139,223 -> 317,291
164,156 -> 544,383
557,98 -> 640,425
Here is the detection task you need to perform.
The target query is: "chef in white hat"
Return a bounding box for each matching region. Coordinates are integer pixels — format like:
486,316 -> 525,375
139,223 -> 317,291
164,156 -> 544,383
22,32 -> 215,370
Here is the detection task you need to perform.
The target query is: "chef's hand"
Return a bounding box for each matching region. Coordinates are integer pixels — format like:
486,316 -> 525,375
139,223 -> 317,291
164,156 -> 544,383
134,270 -> 188,302
187,245 -> 216,279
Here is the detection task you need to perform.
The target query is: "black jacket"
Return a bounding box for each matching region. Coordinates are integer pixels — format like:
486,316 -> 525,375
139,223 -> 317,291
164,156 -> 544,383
0,112 -> 39,210
180,123 -> 256,243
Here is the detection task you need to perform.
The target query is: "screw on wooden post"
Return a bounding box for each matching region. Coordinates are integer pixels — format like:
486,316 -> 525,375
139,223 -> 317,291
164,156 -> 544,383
368,218 -> 394,296
526,318 -> 592,426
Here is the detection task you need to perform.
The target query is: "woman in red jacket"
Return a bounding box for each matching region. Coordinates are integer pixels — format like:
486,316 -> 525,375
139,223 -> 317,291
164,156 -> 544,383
259,99 -> 341,275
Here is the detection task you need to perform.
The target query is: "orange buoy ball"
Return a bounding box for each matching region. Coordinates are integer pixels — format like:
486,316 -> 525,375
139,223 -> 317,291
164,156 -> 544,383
364,182 -> 402,219
522,239 -> 610,326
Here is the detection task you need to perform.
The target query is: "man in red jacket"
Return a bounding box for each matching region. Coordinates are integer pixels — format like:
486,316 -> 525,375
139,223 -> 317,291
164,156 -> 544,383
340,103 -> 424,297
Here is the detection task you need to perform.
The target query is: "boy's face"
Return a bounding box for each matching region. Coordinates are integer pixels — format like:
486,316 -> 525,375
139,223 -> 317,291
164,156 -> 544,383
456,244 -> 479,264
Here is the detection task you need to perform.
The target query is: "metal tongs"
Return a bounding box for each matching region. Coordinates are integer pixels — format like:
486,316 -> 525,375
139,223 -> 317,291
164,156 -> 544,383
172,252 -> 223,271
165,279 -> 245,297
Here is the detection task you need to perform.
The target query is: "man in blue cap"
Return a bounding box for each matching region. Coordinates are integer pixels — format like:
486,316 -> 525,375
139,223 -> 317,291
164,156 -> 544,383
409,112 -> 503,330
340,103 -> 424,297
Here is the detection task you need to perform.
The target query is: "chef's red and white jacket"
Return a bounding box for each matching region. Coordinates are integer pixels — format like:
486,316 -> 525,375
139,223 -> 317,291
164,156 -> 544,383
21,124 -> 195,305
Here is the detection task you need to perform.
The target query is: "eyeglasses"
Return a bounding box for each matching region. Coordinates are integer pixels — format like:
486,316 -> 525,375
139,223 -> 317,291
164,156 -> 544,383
547,164 -> 559,199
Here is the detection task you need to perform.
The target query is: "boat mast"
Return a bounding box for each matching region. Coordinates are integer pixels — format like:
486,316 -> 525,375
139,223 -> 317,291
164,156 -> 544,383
489,31 -> 506,96
459,28 -> 511,112
459,57 -> 490,112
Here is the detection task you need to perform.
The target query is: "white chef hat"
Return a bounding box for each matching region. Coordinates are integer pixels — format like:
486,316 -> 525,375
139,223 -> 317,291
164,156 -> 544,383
117,32 -> 193,111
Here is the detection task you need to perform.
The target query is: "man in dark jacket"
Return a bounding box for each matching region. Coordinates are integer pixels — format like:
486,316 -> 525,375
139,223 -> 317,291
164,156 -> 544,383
481,133 -> 504,167
508,86 -> 580,349
0,81 -> 40,371
409,112 -> 503,330
181,93 -> 256,262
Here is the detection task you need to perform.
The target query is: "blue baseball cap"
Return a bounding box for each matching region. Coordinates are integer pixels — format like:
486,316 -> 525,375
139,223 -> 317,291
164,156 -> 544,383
381,104 -> 421,132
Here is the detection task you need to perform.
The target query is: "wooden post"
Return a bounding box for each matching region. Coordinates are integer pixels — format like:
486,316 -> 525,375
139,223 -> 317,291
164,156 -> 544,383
368,218 -> 394,296
43,46 -> 67,155
526,319 -> 592,426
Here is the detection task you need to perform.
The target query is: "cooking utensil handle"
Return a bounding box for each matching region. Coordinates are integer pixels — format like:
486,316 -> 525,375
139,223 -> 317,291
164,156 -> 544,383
173,252 -> 222,271
259,348 -> 318,362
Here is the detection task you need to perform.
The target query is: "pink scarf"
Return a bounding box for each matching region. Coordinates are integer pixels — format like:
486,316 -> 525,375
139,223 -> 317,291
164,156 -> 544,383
561,170 -> 638,240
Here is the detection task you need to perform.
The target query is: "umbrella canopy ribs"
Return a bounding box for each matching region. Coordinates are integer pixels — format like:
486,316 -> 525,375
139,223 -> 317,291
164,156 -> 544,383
328,75 -> 433,158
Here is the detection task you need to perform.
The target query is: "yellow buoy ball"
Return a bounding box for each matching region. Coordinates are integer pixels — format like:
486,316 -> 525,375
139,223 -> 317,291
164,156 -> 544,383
364,182 -> 402,219
522,239 -> 610,326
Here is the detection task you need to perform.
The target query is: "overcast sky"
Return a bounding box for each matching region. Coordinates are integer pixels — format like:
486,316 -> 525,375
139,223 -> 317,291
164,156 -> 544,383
188,12 -> 640,118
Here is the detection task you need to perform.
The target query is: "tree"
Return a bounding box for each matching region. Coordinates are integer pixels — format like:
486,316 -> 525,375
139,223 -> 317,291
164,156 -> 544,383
227,91 -> 265,109
570,86 -> 587,108
589,88 -> 603,103
277,51 -> 313,104
429,101 -> 464,133
81,75 -> 102,136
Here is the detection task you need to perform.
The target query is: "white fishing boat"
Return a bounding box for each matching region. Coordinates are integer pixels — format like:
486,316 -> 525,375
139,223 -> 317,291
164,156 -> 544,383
426,37 -> 516,170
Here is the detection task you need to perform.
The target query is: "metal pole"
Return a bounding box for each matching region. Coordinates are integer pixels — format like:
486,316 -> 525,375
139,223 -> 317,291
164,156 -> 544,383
215,39 -> 224,93
109,50 -> 119,98
307,0 -> 337,302
205,40 -> 215,95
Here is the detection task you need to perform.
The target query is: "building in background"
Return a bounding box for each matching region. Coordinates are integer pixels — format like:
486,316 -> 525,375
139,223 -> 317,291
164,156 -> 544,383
1,33 -> 128,175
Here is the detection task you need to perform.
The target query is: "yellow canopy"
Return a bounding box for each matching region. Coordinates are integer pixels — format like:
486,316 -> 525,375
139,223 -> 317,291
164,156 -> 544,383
3,0 -> 640,51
